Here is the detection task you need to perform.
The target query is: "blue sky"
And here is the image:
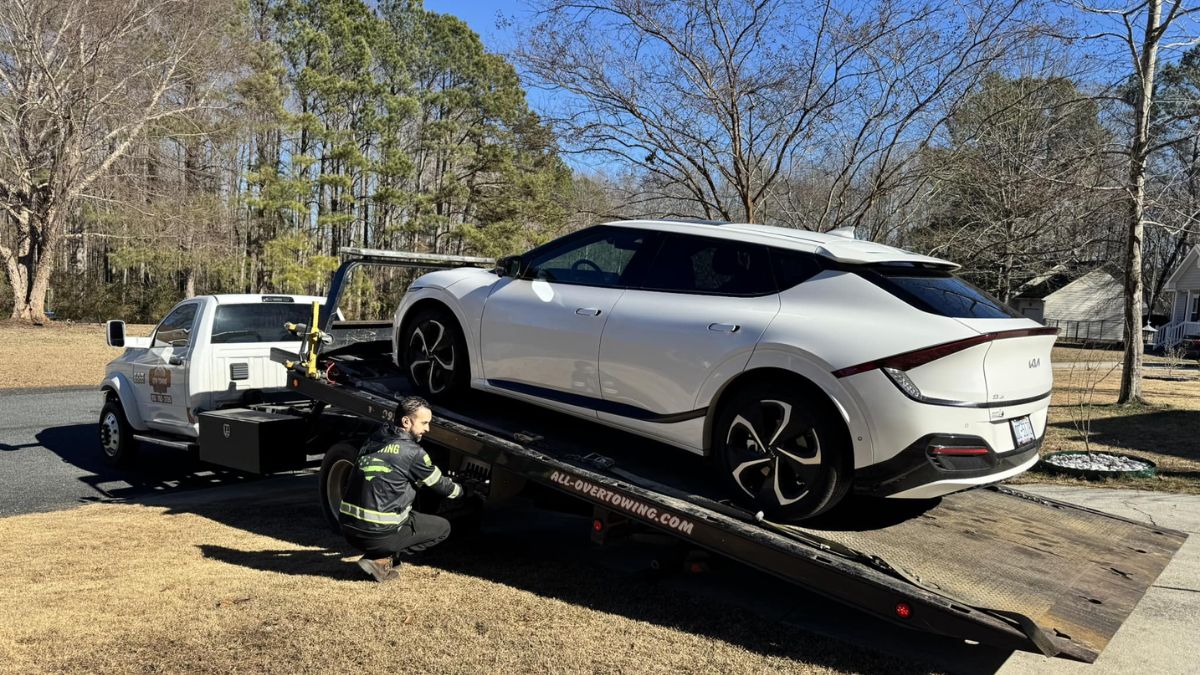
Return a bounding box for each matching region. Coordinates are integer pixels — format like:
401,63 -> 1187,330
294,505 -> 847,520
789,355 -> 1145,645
423,0 -> 523,52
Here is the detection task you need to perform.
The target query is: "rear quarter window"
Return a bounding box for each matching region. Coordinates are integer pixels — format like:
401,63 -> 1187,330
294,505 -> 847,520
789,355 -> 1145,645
862,267 -> 1020,319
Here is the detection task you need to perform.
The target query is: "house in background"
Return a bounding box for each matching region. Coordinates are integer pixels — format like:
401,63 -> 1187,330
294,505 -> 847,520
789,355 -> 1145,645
1012,264 -> 1128,344
1157,245 -> 1200,350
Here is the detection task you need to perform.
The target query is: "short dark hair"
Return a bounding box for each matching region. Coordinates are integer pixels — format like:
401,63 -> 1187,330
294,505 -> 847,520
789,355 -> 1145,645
397,396 -> 430,420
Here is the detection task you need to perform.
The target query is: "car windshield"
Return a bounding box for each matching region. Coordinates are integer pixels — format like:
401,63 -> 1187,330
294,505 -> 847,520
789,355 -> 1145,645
211,303 -> 318,343
866,266 -> 1020,319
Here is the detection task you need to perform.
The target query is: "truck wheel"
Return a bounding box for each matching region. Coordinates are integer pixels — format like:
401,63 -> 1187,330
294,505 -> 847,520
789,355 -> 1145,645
713,384 -> 851,521
402,306 -> 468,399
319,442 -> 359,534
99,398 -> 137,467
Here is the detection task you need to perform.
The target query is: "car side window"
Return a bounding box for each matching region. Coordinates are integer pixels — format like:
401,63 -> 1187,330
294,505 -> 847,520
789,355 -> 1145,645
153,303 -> 198,348
525,228 -> 649,287
636,234 -> 773,296
771,248 -> 825,291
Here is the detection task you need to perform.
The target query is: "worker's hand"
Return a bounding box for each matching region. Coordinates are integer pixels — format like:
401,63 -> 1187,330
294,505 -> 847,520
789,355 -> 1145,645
450,482 -> 465,499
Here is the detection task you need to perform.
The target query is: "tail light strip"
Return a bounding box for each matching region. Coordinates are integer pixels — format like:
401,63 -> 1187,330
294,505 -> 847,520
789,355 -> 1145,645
832,327 -> 1058,378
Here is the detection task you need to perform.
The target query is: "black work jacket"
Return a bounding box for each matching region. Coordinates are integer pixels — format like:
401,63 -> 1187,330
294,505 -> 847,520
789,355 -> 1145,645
338,428 -> 458,533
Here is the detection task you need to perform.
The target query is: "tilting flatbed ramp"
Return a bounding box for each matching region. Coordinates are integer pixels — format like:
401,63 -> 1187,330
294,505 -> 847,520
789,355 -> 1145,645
289,355 -> 1185,663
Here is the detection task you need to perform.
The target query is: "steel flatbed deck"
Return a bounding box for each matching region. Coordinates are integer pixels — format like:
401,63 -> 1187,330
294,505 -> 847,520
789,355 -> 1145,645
278,344 -> 1184,664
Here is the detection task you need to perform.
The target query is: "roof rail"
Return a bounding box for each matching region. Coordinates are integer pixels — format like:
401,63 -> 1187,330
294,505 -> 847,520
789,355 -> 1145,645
659,217 -> 731,226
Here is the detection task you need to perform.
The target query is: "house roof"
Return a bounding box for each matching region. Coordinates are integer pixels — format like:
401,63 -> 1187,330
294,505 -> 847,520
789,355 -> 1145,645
1164,245 -> 1200,292
1013,263 -> 1116,300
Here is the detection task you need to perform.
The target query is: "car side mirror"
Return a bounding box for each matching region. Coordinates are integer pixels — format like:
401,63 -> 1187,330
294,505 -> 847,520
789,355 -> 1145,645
106,320 -> 126,348
495,255 -> 524,278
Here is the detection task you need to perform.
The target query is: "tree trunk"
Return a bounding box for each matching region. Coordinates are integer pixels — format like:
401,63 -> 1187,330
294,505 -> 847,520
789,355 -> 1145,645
1118,0 -> 1162,405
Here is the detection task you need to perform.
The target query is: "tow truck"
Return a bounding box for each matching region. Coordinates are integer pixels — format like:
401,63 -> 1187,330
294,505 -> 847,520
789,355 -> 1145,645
100,248 -> 1186,664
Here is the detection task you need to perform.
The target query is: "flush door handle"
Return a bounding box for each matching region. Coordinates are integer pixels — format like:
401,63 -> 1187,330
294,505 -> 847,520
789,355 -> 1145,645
708,323 -> 740,333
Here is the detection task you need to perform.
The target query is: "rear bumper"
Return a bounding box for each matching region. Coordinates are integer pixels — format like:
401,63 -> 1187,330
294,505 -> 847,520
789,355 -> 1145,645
854,434 -> 1042,499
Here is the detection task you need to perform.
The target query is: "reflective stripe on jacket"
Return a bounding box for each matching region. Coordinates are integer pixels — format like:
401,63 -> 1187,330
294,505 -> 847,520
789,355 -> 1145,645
337,427 -> 458,533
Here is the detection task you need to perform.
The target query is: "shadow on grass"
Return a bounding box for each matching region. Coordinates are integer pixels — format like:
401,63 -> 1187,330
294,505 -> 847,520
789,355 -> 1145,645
35,423 -> 270,503
1049,409 -> 1200,465
184,480 -> 971,674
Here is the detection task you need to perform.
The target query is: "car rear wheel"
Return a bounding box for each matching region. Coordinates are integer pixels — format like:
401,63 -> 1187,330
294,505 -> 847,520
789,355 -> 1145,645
402,306 -> 468,399
99,398 -> 137,467
714,383 -> 851,521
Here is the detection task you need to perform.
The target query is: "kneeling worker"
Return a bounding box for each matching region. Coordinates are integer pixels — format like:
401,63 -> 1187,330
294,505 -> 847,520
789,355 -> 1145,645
339,395 -> 464,582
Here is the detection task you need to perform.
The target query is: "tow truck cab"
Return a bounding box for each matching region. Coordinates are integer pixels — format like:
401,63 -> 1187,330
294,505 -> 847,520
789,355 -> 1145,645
101,294 -> 327,438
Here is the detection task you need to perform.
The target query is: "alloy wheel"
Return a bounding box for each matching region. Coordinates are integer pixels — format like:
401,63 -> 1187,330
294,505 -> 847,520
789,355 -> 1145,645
724,399 -> 823,507
407,319 -> 457,394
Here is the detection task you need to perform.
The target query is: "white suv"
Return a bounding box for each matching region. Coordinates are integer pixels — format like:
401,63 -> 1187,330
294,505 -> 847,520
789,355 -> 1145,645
393,220 -> 1055,519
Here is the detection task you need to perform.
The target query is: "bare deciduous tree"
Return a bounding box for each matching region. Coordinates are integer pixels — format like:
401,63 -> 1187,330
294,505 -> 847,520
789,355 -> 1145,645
517,0 -> 1042,229
1070,0 -> 1200,403
0,0 -> 234,323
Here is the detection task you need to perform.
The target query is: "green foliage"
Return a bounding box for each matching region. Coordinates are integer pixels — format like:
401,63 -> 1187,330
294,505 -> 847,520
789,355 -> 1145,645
262,232 -> 340,294
40,0 -> 572,322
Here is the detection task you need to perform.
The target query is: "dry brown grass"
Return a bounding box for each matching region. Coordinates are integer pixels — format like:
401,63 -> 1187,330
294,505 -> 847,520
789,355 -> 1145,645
0,491 -> 921,674
1010,349 -> 1200,494
0,321 -> 153,389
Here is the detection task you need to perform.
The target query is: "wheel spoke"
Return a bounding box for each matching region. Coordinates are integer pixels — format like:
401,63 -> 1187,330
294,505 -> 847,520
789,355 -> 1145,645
424,321 -> 446,352
731,457 -> 771,498
431,350 -> 454,370
762,399 -> 793,446
409,326 -> 430,355
726,413 -> 769,456
772,455 -> 810,506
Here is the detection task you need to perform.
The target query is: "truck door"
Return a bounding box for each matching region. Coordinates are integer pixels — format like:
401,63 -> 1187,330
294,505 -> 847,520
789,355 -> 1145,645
132,301 -> 198,434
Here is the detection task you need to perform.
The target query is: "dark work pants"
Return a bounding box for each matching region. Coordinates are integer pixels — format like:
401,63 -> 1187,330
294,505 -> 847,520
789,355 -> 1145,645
343,512 -> 451,561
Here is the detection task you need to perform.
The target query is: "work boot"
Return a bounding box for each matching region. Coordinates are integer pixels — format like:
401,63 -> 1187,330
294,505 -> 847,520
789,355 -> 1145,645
356,556 -> 394,583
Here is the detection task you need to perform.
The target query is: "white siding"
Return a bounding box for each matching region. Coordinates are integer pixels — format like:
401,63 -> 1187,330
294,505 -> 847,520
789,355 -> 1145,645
1043,270 -> 1124,342
1174,257 -> 1200,293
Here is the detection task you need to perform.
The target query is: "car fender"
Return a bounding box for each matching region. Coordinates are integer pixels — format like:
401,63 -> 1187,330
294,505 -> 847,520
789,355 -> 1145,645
394,272 -> 496,381
100,373 -> 149,431
738,346 -> 875,469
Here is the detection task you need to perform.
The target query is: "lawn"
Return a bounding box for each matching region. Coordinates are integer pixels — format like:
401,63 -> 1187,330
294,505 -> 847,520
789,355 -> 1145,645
1012,345 -> 1200,493
0,321 -> 153,390
0,484 -> 922,674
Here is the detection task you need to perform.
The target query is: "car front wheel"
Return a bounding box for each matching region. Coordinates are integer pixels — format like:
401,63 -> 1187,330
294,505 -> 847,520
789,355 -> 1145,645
402,306 -> 468,399
714,384 -> 850,521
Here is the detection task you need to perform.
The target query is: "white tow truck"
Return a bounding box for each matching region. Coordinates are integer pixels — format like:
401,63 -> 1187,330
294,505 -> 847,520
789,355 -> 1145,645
99,294 -> 327,466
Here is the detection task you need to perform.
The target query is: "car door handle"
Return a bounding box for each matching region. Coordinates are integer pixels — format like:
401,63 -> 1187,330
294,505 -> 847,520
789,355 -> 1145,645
576,308 -> 602,316
708,323 -> 740,333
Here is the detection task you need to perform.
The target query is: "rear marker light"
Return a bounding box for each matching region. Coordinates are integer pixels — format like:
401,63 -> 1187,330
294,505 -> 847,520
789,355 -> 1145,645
592,519 -> 604,533
895,602 -> 912,619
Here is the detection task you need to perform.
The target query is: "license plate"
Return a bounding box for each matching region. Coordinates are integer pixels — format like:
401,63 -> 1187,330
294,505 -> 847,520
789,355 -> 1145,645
1011,416 -> 1035,446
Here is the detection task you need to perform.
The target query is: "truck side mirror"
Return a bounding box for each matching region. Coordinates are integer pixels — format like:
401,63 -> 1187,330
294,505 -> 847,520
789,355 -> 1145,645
106,320 -> 126,348
495,255 -> 524,278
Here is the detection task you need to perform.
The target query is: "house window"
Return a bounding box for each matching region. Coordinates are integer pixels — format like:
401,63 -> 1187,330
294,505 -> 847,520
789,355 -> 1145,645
1191,295 -> 1200,322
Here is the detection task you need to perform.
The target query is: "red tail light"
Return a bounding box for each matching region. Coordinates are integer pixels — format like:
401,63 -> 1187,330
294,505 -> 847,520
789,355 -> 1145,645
833,327 -> 1058,378
895,602 -> 912,619
930,446 -> 990,456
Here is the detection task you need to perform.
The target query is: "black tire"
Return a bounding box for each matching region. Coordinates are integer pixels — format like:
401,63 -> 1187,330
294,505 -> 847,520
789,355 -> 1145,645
713,382 -> 851,521
401,306 -> 469,400
319,442 -> 360,534
98,398 -> 137,467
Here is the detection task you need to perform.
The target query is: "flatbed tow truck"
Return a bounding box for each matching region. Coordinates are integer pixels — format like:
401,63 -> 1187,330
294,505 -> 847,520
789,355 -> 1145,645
193,248 -> 1184,664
